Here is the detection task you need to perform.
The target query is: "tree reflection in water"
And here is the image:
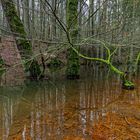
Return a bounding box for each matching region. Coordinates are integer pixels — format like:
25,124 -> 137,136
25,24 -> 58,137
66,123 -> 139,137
0,67 -> 140,139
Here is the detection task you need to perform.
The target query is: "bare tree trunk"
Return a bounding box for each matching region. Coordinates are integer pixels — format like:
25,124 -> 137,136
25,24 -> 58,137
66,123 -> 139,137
16,0 -> 20,17
51,0 -> 56,40
31,0 -> 35,38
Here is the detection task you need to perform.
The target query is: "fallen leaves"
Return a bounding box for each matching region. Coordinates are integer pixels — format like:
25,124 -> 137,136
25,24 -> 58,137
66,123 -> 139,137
63,136 -> 85,140
92,112 -> 140,140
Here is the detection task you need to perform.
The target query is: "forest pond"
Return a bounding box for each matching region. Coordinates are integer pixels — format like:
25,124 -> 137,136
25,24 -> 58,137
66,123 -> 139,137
0,67 -> 140,140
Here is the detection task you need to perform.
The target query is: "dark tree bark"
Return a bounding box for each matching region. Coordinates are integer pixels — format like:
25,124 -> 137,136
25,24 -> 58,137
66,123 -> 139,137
66,0 -> 80,79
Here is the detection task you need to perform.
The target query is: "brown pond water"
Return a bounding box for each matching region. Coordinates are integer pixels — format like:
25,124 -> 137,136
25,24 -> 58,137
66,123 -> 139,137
0,67 -> 140,140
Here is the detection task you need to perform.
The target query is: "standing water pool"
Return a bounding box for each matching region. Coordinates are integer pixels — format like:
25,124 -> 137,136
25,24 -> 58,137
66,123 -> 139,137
0,67 -> 140,140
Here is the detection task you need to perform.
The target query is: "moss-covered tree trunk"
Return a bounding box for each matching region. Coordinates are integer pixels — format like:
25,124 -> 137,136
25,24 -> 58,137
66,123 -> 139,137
66,0 -> 80,79
1,0 -> 41,79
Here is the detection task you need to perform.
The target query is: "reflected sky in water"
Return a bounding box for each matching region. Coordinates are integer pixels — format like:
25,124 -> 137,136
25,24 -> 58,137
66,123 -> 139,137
0,67 -> 140,140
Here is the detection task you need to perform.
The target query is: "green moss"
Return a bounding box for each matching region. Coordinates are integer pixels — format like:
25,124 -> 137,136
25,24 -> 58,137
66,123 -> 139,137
0,68 -> 5,77
66,46 -> 80,78
66,0 -> 79,79
48,58 -> 63,67
28,60 -> 41,80
122,80 -> 134,90
17,39 -> 32,51
66,48 -> 80,78
3,1 -> 29,49
0,57 -> 5,77
124,80 -> 134,86
0,57 -> 4,65
66,0 -> 78,30
4,1 -> 26,36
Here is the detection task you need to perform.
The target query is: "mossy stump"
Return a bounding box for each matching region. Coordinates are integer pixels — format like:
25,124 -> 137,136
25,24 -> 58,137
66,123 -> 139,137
122,80 -> 135,90
28,60 -> 41,80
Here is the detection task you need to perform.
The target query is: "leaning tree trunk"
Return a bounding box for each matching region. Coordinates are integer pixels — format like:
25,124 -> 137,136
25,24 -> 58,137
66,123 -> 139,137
1,0 -> 41,79
66,0 -> 80,79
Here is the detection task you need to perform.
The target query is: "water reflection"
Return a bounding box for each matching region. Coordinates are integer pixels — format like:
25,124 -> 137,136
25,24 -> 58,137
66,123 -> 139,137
0,67 -> 140,140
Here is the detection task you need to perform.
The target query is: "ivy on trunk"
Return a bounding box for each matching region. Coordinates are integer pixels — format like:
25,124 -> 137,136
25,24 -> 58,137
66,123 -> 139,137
66,0 -> 80,79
